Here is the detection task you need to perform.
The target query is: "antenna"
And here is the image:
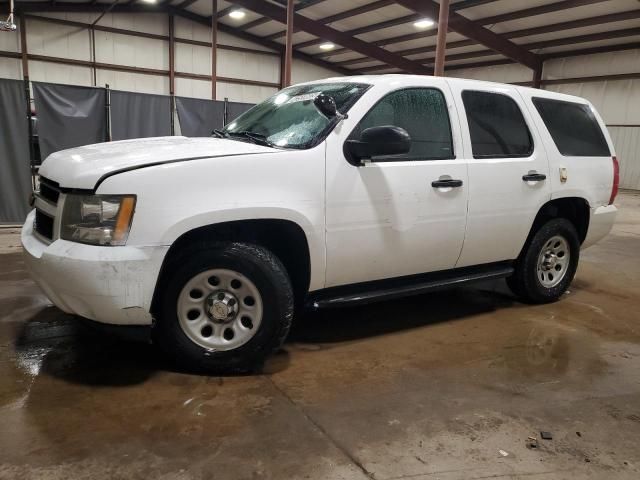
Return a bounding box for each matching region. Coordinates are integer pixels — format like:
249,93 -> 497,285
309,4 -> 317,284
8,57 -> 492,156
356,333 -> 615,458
0,0 -> 17,32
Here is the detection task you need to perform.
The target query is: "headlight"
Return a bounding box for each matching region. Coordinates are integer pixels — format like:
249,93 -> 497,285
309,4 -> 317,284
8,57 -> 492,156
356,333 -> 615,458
61,194 -> 136,246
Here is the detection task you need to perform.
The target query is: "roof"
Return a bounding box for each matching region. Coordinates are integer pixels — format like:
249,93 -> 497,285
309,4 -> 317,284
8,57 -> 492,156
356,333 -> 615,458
292,74 -> 592,106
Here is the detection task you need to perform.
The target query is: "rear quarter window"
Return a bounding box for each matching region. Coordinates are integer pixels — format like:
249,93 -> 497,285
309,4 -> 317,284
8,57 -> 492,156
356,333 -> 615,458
532,97 -> 610,157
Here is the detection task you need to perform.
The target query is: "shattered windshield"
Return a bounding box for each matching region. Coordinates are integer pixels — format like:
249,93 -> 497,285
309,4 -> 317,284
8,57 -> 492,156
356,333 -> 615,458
221,82 -> 370,149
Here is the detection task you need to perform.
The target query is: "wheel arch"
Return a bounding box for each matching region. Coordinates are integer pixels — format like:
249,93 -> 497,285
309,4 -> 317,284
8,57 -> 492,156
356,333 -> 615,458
524,197 -> 590,253
150,218 -> 313,317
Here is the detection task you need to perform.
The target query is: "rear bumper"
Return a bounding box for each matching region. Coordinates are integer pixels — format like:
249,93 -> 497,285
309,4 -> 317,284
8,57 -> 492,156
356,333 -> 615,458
582,204 -> 617,249
22,210 -> 169,326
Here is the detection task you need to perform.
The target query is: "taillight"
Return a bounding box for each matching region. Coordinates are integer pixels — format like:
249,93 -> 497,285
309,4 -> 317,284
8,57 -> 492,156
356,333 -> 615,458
609,156 -> 620,205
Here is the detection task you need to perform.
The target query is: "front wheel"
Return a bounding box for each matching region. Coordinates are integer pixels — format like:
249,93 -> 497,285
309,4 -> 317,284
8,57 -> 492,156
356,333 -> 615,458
507,218 -> 580,304
153,242 -> 294,374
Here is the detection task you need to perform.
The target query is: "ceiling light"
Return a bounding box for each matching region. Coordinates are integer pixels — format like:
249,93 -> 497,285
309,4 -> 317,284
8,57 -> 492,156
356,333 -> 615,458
413,18 -> 435,29
229,10 -> 246,20
319,42 -> 335,51
141,0 -> 157,3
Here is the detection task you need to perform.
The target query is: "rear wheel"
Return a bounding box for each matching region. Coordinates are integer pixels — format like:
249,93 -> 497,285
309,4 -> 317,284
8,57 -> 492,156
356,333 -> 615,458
507,218 -> 580,304
153,242 -> 294,373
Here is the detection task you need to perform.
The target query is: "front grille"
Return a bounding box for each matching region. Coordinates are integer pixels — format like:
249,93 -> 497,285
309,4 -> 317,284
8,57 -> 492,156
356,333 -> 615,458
39,177 -> 60,205
35,209 -> 54,240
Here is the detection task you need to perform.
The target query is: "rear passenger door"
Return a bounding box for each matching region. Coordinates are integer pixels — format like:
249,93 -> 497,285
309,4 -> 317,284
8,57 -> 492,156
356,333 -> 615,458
448,83 -> 551,268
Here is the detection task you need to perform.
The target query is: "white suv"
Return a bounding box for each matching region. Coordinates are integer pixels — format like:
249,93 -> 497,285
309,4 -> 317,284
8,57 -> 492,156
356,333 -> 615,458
22,75 -> 619,372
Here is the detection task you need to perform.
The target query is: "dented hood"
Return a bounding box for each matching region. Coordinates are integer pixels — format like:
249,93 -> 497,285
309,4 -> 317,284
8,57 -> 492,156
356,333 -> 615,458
39,136 -> 274,190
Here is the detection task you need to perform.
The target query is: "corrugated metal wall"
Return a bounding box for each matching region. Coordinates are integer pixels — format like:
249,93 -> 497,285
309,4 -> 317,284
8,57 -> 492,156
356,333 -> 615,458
0,13 -> 338,103
609,126 -> 640,190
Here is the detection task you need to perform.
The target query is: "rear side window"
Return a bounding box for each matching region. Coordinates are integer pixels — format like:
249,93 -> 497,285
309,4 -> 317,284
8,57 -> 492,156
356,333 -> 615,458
350,88 -> 454,161
462,90 -> 533,158
532,97 -> 610,157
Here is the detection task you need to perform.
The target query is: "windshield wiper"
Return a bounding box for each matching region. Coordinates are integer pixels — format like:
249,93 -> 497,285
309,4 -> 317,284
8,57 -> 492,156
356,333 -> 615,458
227,131 -> 275,148
212,129 -> 228,138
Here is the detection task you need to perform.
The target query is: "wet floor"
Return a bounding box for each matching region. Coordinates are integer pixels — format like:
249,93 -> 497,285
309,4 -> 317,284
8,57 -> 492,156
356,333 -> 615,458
1,192 -> 639,480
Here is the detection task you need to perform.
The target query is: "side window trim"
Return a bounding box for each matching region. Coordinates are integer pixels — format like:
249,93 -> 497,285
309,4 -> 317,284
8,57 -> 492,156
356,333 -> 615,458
345,86 -> 456,163
461,89 -> 535,160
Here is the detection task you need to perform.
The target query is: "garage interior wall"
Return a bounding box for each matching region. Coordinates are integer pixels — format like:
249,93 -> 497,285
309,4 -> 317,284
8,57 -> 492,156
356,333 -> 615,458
0,13 -> 338,103
448,49 -> 640,190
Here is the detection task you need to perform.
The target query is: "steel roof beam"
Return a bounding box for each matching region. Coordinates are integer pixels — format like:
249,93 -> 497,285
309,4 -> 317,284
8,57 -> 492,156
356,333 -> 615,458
395,0 -> 540,69
336,9 -> 640,68
226,0 -> 432,74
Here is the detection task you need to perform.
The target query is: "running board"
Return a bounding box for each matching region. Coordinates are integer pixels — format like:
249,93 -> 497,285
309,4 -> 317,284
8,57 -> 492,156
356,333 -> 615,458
307,263 -> 514,309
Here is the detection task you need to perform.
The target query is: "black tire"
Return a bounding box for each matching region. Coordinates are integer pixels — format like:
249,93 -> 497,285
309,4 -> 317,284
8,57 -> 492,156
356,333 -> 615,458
507,218 -> 580,304
153,242 -> 294,374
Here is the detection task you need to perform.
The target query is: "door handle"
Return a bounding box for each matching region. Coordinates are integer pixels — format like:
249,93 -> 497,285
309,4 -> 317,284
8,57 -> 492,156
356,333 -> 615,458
522,173 -> 547,182
432,179 -> 463,188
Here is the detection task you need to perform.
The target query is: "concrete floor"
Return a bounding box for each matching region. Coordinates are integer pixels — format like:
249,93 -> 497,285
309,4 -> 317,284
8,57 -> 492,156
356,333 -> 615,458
1,192 -> 639,480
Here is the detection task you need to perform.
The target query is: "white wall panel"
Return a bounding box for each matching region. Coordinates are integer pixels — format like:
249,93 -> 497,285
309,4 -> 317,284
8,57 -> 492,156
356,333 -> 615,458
447,63 -> 532,83
217,30 -> 276,53
217,82 -> 277,104
0,24 -> 20,52
608,126 -> 640,190
176,43 -> 211,76
544,49 -> 640,78
29,61 -> 92,86
175,16 -> 211,43
217,48 -> 279,84
102,13 -> 168,36
96,31 -> 168,70
0,58 -> 21,80
291,58 -> 341,84
176,77 -> 212,100
27,17 -> 91,61
96,69 -> 168,95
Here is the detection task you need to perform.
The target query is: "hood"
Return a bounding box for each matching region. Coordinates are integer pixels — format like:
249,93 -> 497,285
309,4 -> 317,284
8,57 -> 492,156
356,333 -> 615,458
39,136 -> 274,190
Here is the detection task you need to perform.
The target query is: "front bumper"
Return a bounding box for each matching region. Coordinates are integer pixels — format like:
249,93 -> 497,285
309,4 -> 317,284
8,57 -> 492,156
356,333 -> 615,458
22,210 -> 169,326
582,204 -> 617,249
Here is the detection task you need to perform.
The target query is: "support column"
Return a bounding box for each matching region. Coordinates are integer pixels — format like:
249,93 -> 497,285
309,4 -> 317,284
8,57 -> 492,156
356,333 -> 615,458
168,14 -> 175,135
211,0 -> 218,100
19,16 -> 28,79
279,50 -> 286,89
283,0 -> 294,87
532,62 -> 543,89
434,0 -> 450,77
19,15 -> 36,190
91,27 -> 97,86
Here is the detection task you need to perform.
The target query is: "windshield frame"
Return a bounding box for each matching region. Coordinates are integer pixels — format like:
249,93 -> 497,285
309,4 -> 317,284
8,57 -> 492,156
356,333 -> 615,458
221,82 -> 373,151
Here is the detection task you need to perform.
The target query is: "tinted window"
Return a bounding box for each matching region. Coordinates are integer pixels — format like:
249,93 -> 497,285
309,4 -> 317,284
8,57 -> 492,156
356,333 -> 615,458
350,88 -> 454,161
532,97 -> 610,157
462,90 -> 533,158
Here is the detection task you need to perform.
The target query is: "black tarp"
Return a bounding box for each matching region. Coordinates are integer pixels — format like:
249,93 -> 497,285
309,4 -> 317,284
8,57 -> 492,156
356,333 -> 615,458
32,82 -> 106,161
176,97 -> 225,137
0,79 -> 31,223
111,90 -> 172,140
226,101 -> 254,125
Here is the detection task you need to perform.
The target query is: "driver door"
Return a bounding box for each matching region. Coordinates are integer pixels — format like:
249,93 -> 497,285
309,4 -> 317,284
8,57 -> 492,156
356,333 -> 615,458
324,83 -> 469,288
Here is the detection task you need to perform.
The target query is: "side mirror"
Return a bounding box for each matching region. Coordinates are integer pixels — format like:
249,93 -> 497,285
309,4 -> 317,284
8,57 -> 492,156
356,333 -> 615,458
344,126 -> 411,164
314,94 -> 338,118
